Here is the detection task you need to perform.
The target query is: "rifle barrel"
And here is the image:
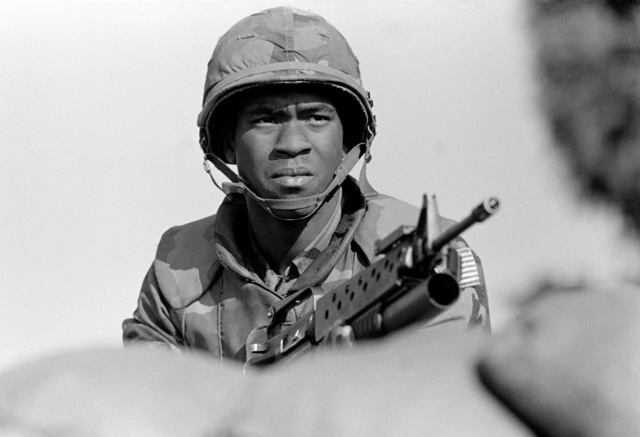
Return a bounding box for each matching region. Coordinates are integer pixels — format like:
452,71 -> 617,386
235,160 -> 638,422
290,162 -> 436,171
431,197 -> 500,252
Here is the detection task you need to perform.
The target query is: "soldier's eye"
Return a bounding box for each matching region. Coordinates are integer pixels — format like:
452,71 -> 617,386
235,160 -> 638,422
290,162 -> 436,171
254,116 -> 277,125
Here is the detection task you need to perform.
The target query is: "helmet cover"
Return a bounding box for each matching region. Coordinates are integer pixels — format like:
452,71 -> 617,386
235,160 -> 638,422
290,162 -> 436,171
197,6 -> 376,162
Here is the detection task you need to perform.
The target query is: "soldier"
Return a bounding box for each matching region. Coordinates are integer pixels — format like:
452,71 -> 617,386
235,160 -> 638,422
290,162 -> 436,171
121,6 -> 491,361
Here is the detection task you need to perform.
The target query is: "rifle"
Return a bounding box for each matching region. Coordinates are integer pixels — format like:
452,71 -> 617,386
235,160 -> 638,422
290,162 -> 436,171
246,195 -> 500,366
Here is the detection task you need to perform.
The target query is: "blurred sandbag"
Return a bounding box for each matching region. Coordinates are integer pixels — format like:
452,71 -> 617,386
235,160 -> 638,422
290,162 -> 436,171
0,331 -> 530,437
0,347 -> 247,437
219,330 -> 530,437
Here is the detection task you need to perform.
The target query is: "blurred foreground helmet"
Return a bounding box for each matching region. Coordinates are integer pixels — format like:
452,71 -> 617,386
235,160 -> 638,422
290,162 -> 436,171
197,6 -> 376,162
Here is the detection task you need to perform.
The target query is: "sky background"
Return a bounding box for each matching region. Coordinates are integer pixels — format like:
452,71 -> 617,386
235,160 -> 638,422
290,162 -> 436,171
2,0 -> 640,372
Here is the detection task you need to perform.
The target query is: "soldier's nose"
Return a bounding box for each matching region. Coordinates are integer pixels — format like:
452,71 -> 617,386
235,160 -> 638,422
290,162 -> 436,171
275,121 -> 312,157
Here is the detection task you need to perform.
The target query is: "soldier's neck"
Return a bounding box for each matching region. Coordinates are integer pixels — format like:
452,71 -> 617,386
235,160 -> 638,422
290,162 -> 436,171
247,191 -> 342,276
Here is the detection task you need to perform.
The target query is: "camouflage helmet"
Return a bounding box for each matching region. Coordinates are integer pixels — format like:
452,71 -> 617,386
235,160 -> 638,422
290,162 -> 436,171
197,6 -> 376,162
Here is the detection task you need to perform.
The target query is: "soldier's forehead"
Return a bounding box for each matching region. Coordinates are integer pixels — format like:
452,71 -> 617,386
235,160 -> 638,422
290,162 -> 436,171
240,92 -> 337,111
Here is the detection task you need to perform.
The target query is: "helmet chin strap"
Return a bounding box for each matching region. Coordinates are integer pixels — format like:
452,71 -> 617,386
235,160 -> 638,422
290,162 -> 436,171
203,141 -> 370,221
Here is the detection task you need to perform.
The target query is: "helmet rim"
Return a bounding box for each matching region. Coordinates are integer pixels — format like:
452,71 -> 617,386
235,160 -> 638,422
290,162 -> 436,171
198,64 -> 375,162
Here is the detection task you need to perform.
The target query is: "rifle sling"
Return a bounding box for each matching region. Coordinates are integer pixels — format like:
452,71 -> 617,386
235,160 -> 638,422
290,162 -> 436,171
285,178 -> 367,298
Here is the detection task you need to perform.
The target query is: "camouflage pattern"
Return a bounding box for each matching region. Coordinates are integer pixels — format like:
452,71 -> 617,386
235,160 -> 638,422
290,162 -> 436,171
123,179 -> 491,362
197,6 -> 375,162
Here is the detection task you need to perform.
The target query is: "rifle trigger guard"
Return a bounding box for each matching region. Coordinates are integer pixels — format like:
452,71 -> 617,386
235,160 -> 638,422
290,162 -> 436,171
268,287 -> 314,327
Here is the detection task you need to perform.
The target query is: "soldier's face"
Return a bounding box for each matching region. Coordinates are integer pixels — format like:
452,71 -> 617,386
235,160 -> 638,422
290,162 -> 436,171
226,87 -> 345,201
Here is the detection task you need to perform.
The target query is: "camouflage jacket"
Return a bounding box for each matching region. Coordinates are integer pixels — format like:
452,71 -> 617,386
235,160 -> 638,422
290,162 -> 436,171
122,180 -> 490,362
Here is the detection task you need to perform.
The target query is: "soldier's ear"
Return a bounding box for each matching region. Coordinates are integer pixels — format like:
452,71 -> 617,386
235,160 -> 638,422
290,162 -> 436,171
223,132 -> 236,164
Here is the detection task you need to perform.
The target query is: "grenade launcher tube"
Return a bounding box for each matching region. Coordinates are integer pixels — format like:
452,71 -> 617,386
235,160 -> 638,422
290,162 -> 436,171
379,251 -> 461,334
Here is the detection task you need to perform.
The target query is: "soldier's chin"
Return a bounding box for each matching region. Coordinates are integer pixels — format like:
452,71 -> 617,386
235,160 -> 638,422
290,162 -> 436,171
270,204 -> 318,220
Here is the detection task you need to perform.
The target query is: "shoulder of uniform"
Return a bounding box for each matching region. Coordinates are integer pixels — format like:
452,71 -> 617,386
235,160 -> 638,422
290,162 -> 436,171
156,215 -> 217,260
356,193 -> 478,261
354,193 -> 417,260
364,193 -> 421,229
152,214 -> 222,308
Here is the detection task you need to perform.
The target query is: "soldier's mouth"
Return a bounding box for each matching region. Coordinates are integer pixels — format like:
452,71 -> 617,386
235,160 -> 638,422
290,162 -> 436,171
272,168 -> 312,187
273,174 -> 312,188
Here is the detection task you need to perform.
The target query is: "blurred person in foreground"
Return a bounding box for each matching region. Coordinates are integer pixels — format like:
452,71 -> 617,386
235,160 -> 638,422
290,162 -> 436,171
1,1 -> 639,436
477,0 -> 640,435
